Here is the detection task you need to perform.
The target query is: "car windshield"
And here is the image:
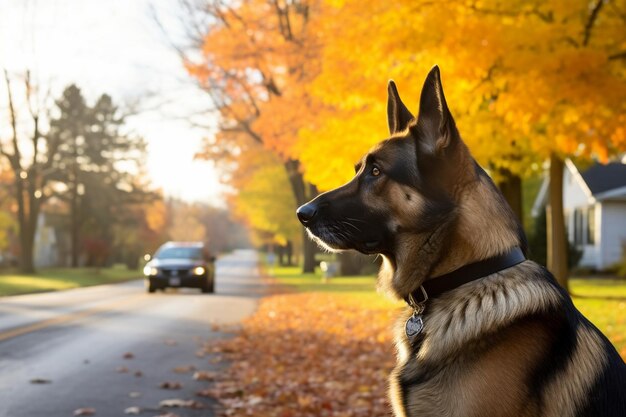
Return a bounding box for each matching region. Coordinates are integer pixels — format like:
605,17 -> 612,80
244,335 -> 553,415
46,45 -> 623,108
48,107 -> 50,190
154,247 -> 203,260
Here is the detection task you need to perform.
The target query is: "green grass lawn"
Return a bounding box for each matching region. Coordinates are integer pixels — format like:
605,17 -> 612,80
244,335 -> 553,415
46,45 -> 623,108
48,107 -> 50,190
571,278 -> 626,355
268,265 -> 375,293
268,264 -> 401,309
269,264 -> 626,355
0,267 -> 141,297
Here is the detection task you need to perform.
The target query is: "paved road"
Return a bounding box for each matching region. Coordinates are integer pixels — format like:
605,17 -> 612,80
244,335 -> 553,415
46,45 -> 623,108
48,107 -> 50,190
0,250 -> 263,417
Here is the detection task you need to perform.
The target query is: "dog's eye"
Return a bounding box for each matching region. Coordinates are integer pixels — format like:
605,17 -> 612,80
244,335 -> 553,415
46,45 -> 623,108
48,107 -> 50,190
371,166 -> 381,177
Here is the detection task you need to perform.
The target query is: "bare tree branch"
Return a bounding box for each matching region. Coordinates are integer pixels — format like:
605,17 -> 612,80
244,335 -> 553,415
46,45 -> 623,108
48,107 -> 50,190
608,50 -> 626,60
465,1 -> 554,22
3,69 -> 21,170
583,0 -> 604,47
24,71 -> 41,167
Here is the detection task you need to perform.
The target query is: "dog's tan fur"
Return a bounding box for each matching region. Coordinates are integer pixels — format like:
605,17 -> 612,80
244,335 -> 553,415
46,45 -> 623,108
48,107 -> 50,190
388,262 -> 601,417
377,160 -> 523,299
392,313 -> 553,417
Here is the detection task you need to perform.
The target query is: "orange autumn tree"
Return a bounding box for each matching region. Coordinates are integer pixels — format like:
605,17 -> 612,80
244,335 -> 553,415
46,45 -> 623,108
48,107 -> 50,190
193,119 -> 302,261
230,146 -> 301,254
300,0 -> 626,289
182,0 -> 322,272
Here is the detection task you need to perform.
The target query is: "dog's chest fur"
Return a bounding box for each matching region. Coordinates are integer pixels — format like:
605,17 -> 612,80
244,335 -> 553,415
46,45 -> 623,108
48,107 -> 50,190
387,262 -> 607,417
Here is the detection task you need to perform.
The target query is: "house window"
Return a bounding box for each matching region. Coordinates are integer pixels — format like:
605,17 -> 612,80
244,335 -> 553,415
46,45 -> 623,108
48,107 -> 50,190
573,206 -> 595,247
574,208 -> 584,246
586,205 -> 595,245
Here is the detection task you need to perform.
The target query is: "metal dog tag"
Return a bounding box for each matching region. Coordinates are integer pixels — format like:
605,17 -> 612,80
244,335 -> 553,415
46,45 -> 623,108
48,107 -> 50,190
405,313 -> 424,338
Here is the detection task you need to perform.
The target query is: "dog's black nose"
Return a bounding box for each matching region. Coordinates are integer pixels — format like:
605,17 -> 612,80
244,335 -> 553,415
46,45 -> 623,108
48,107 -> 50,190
296,203 -> 317,225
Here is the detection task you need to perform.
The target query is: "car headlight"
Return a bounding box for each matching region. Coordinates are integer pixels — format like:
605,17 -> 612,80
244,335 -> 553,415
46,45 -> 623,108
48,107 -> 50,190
193,266 -> 206,276
143,266 -> 158,276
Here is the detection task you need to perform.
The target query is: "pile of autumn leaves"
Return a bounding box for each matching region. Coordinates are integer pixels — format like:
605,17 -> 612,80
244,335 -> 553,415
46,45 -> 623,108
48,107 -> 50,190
202,293 -> 398,417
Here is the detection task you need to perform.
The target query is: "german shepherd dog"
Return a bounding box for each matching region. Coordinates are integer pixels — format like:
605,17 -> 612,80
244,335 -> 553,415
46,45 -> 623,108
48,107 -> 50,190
296,66 -> 626,416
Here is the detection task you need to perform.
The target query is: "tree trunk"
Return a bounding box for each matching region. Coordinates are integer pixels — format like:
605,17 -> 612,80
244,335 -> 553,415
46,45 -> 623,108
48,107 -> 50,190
18,220 -> 36,273
283,159 -> 317,273
20,222 -> 36,273
302,182 -> 318,273
16,202 -> 38,274
277,245 -> 285,266
285,240 -> 293,266
4,70 -> 45,274
14,175 -> 36,273
302,228 -> 317,273
547,154 -> 569,291
70,187 -> 79,267
70,159 -> 81,267
496,168 -> 523,225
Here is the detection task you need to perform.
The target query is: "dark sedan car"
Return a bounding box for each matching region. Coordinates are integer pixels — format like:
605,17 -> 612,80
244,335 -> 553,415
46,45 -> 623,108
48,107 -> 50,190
143,242 -> 215,293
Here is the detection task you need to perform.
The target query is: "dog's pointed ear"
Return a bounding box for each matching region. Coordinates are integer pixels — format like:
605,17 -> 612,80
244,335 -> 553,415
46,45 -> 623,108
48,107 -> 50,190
415,66 -> 458,155
387,80 -> 414,135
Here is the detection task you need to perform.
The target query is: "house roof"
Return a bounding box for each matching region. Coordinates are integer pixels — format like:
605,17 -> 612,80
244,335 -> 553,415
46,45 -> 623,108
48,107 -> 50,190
531,159 -> 626,216
580,162 -> 626,195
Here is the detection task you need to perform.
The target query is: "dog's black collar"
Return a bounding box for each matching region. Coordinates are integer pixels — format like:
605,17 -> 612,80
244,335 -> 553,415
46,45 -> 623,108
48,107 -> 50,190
405,247 -> 526,306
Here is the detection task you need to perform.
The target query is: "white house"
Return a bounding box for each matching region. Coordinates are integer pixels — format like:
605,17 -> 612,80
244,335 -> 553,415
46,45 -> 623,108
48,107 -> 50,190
532,158 -> 626,270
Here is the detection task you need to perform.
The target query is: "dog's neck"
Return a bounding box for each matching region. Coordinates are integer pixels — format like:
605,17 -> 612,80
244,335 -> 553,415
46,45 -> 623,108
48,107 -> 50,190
431,173 -> 522,276
379,167 -> 523,301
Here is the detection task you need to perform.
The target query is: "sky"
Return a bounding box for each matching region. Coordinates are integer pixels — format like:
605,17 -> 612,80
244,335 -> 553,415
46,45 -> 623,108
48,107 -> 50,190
0,0 -> 227,204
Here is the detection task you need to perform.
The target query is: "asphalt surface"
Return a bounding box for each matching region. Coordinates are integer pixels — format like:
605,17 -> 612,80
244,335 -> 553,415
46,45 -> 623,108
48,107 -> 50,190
0,249 -> 263,417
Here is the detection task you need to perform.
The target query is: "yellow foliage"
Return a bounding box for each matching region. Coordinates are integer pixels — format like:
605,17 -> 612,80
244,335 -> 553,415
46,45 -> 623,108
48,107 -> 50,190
145,199 -> 167,234
186,0 -> 321,161
231,148 -> 301,245
300,0 -> 626,189
186,0 -> 626,226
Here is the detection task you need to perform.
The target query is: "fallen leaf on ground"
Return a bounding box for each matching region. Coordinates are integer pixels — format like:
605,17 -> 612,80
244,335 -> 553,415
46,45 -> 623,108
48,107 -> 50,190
199,292 -> 397,417
187,400 -> 205,409
247,395 -> 263,406
159,399 -> 205,409
134,370 -> 143,377
192,371 -> 217,381
124,406 -> 141,415
159,381 -> 183,390
195,388 -> 213,398
29,378 -> 52,384
116,366 -> 129,373
73,408 -> 96,416
123,352 -> 135,359
172,365 -> 195,374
